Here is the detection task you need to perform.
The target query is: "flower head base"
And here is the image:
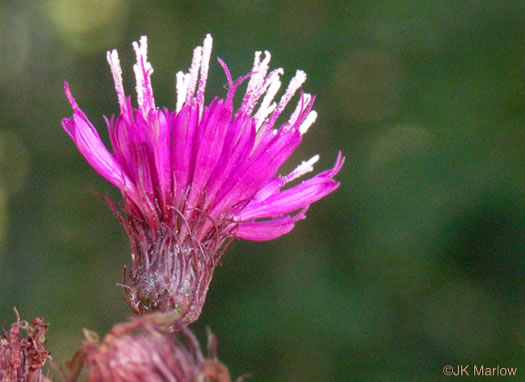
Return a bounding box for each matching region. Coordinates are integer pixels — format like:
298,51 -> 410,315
82,315 -> 234,382
0,310 -> 50,382
62,35 -> 343,322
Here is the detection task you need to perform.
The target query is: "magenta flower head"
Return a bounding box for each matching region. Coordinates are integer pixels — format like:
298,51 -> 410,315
62,35 -> 343,323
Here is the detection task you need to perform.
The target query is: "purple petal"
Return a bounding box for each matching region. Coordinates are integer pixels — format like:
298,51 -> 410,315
210,127 -> 302,217
185,100 -> 232,213
62,112 -> 138,202
235,153 -> 344,221
236,208 -> 307,241
204,113 -> 256,209
171,103 -> 201,207
236,177 -> 339,221
153,109 -> 172,208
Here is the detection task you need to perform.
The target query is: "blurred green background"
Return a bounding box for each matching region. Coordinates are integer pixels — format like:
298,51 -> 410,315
0,0 -> 523,380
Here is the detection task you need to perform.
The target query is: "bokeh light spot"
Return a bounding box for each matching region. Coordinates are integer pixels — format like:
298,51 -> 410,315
0,188 -> 7,246
368,124 -> 433,170
0,130 -> 30,195
0,7 -> 31,82
0,130 -> 29,248
420,281 -> 501,358
333,48 -> 403,124
43,0 -> 129,53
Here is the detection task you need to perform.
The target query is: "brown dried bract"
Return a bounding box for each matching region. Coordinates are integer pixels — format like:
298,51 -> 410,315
0,308 -> 51,382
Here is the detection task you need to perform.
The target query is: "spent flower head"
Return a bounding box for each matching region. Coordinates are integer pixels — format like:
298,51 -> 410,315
0,309 -> 50,382
62,35 -> 343,322
82,315 -> 235,382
